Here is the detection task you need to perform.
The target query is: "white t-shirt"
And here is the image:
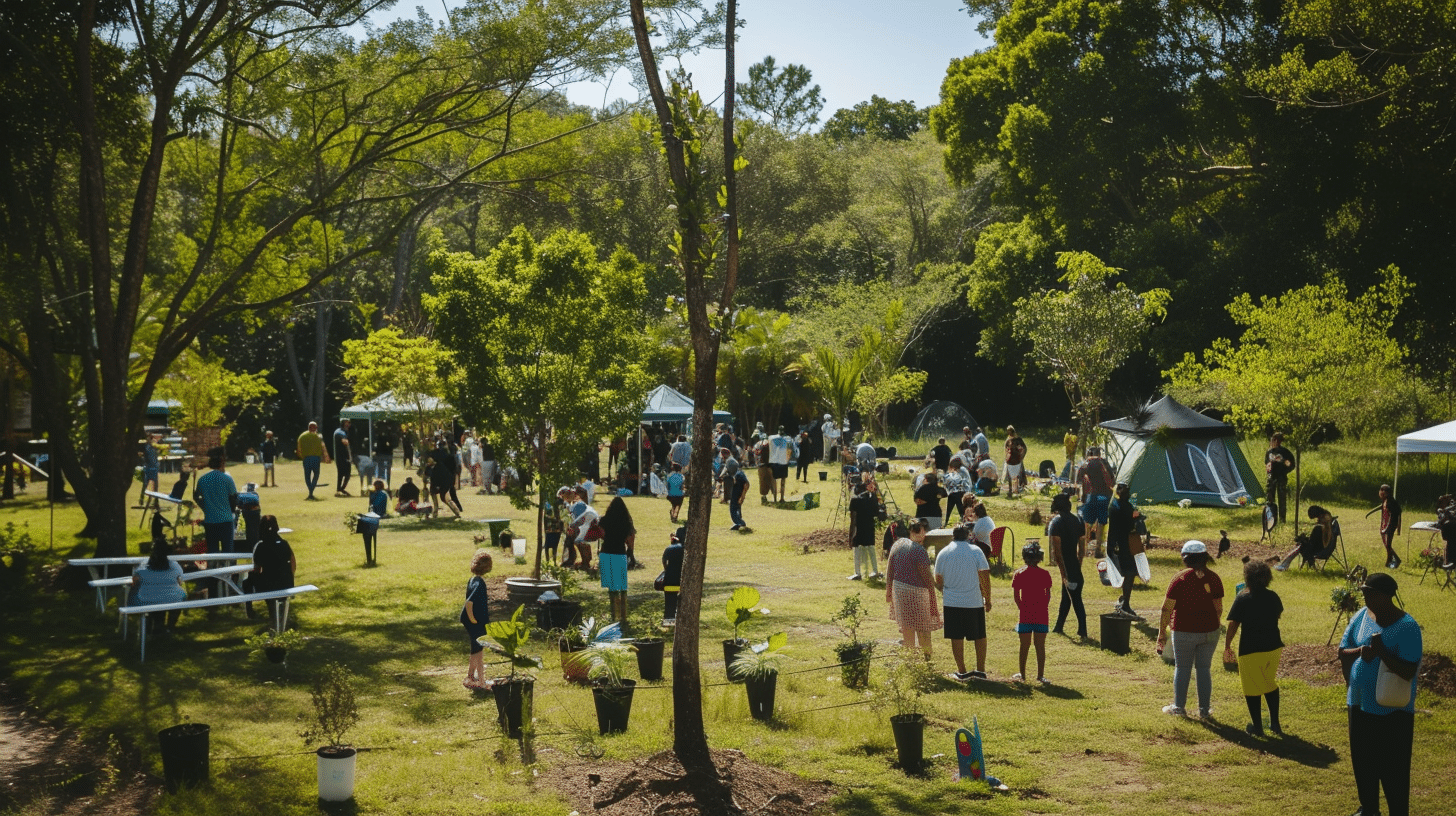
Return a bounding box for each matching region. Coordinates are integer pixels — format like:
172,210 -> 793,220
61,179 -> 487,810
972,515 -> 995,546
977,458 -> 998,480
935,539 -> 990,608
768,435 -> 794,465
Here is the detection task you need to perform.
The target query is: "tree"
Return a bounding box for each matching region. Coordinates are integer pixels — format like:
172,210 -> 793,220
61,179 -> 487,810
1164,267 -> 1415,532
716,307 -> 804,430
822,95 -> 928,141
154,349 -> 275,445
1012,252 -> 1168,447
425,227 -> 652,579
340,328 -> 453,434
736,55 -> 823,134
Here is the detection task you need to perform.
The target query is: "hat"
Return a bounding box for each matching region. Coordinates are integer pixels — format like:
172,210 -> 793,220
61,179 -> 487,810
1181,540 -> 1208,555
1360,572 -> 1399,597
1022,541 -> 1043,559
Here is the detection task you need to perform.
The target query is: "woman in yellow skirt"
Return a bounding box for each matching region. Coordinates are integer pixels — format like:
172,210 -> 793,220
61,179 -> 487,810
1224,559 -> 1285,736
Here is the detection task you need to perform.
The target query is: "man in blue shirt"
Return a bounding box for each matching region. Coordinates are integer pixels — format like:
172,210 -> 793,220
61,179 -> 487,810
1338,573 -> 1421,816
193,447 -> 238,599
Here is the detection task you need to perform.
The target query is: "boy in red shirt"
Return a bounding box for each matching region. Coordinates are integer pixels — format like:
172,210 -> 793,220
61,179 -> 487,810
1012,540 -> 1054,684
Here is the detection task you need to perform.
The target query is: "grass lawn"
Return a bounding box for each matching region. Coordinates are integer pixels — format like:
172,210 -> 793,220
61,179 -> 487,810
1,435 -> 1453,815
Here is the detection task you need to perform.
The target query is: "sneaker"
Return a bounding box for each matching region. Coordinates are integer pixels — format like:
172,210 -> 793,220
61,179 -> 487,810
848,574 -> 863,581
1198,708 -> 1212,720
1037,676 -> 1051,686
968,670 -> 987,680
1011,673 -> 1024,682
951,671 -> 974,682
729,524 -> 741,531
1162,705 -> 1187,717
869,572 -> 883,579
1245,723 -> 1265,737
1274,563 -> 1289,571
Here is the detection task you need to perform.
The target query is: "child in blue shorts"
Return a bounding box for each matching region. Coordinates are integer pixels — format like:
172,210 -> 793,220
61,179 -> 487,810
1012,541 -> 1054,684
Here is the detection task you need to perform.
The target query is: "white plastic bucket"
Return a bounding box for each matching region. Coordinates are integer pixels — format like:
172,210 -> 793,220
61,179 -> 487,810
317,748 -> 356,801
512,538 -> 527,558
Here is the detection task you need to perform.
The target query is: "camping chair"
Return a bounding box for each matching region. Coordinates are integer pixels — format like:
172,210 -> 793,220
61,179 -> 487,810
1038,459 -> 1056,479
988,526 -> 1014,573
1302,518 -> 1346,572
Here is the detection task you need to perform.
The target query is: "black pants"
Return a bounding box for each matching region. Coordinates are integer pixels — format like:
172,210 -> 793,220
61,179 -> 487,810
1055,571 -> 1087,635
664,590 -> 679,620
795,460 -> 810,481
336,458 -> 352,492
1349,706 -> 1413,816
1266,477 -> 1288,524
203,521 -> 234,599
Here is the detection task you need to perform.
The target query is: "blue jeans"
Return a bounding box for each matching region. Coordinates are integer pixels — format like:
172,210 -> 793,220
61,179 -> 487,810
376,457 -> 391,486
1172,629 -> 1219,712
730,482 -> 746,527
302,456 -> 321,496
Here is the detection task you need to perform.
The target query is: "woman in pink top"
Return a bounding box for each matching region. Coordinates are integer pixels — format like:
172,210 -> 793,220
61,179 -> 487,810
885,518 -> 939,657
1011,541 -> 1053,683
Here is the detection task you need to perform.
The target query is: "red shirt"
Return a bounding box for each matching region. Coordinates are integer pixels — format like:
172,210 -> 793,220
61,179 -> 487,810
1165,568 -> 1225,633
1011,565 -> 1053,625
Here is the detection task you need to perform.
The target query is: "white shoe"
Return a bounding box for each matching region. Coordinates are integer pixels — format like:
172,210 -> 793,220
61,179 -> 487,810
1037,676 -> 1050,685
1163,705 -> 1186,717
848,574 -> 863,581
1011,673 -> 1024,682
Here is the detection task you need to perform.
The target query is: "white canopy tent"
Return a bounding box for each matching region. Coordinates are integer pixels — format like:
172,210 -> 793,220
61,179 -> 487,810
338,391 -> 452,480
1394,419 -> 1456,497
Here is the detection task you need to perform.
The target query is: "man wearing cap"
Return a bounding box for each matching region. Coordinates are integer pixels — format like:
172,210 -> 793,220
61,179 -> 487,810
1338,573 -> 1421,816
767,426 -> 795,503
935,524 -> 993,681
822,414 -> 841,464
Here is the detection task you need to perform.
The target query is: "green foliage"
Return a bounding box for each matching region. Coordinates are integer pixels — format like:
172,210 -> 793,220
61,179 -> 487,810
717,307 -> 805,430
1013,251 -> 1169,442
483,605 -> 544,681
871,646 -> 938,718
725,586 -> 762,643
245,628 -> 304,659
300,662 -> 360,750
822,96 -> 928,141
736,56 -> 823,134
154,348 -> 275,445
830,594 -> 869,646
340,328 -> 452,431
729,631 -> 790,679
581,640 -> 637,687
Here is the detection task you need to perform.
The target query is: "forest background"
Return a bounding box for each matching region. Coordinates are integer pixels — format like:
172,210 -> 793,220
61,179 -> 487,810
2,0 -> 1455,558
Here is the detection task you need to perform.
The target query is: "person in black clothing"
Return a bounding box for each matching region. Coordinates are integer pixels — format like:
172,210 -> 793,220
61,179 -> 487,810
260,430 -> 278,487
795,431 -> 813,482
249,515 -> 296,621
930,437 -> 952,473
1224,559 -> 1285,737
1107,483 -> 1144,619
913,472 -> 947,529
333,419 -> 353,496
395,477 -> 423,515
374,430 -> 395,488
848,482 -> 883,580
1264,433 -> 1296,525
1365,484 -> 1403,569
1048,493 -> 1088,638
429,440 -> 462,518
662,527 -> 686,621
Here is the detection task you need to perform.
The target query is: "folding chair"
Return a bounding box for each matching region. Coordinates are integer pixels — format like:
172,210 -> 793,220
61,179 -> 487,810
1038,459 -> 1056,479
988,526 -> 1014,573
1304,518 -> 1347,572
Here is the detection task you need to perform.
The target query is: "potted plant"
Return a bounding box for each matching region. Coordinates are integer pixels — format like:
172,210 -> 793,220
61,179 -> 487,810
300,662 -> 361,802
627,606 -> 667,682
723,586 -> 764,682
581,640 -> 638,735
560,615 -> 612,683
482,604 -> 542,739
730,632 -> 790,721
831,594 -> 873,689
871,646 -> 938,772
536,564 -> 583,630
245,628 -> 304,665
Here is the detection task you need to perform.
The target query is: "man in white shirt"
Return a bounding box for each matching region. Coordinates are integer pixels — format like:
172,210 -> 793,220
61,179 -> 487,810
855,438 -> 877,473
935,525 -> 993,680
767,425 -> 795,502
822,414 -> 841,464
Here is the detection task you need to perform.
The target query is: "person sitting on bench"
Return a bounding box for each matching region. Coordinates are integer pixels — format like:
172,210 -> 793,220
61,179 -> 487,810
130,542 -> 185,635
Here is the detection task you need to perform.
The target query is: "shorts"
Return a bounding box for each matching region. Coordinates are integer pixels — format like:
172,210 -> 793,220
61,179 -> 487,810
464,622 -> 486,654
1016,622 -> 1049,634
599,552 -> 628,591
262,462 -> 274,471
943,605 -> 987,641
1238,647 -> 1282,696
770,463 -> 789,479
1005,462 -> 1023,481
1080,495 -> 1110,526
544,532 -> 561,552
668,495 -> 684,508
143,466 -> 159,484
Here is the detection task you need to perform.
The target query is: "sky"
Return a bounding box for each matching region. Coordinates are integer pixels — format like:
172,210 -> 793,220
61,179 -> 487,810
375,1 -> 992,123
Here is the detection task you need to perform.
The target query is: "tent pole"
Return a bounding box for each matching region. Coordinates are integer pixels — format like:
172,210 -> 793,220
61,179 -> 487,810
1393,451 -> 1400,500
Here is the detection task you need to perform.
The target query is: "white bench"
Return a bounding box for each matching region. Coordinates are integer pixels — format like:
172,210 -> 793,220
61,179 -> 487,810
70,553 -> 254,612
118,585 -> 319,662
90,564 -> 256,628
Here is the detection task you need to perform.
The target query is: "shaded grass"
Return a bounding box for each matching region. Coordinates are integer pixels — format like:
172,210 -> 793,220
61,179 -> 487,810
0,445 -> 1453,815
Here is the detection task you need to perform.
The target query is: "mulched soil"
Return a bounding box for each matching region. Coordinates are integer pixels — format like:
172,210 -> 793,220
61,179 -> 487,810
793,529 -> 850,553
537,747 -> 835,816
1271,645 -> 1456,699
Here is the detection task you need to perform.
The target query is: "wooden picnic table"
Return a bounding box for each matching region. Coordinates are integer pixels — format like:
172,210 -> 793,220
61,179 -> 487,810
119,585 -> 319,663
89,563 -> 256,627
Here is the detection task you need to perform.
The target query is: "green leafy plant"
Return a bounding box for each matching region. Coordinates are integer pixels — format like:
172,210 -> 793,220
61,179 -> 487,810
245,628 -> 304,659
483,604 -> 543,681
581,640 -> 637,687
730,631 -> 790,680
725,586 -> 763,644
300,662 -> 360,751
871,647 -> 938,718
831,594 -> 868,647
1329,584 -> 1363,614
542,562 -> 581,597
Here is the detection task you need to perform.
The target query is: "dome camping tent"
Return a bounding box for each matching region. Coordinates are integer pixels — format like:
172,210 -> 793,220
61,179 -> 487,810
906,401 -> 979,443
1098,396 -> 1264,507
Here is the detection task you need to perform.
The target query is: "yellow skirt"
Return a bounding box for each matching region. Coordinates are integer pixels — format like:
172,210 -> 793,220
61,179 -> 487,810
1237,648 -> 1282,697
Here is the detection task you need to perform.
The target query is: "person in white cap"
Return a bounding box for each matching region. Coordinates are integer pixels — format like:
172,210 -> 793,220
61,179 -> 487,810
822,413 -> 841,464
1157,540 -> 1225,719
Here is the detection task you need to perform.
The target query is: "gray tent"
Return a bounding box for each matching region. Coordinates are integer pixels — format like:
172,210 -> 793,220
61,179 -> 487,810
1099,396 -> 1263,507
906,400 -> 979,443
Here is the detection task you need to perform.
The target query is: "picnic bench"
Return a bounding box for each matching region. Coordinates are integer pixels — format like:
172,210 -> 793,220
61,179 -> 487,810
89,564 -> 255,630
70,553 -> 255,612
119,585 -> 319,662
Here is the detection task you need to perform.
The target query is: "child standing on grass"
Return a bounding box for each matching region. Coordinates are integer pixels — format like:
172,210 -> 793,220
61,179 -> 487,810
1012,541 -> 1053,684
461,549 -> 493,689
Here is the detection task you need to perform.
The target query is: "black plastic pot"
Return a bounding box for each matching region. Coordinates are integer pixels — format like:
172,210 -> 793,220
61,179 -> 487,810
818,471 -> 828,481
635,638 -> 665,682
264,646 -> 288,664
536,599 -> 582,631
723,639 -> 749,682
1099,613 -> 1131,656
890,713 -> 926,772
744,672 -> 778,720
490,678 -> 534,739
835,643 -> 872,689
157,723 -> 210,793
592,679 -> 636,735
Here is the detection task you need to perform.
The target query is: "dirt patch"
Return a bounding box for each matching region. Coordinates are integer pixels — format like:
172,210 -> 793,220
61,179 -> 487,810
1280,643 -> 1344,687
793,529 -> 851,552
537,747 -> 835,816
1419,652 -> 1456,697
0,684 -> 156,815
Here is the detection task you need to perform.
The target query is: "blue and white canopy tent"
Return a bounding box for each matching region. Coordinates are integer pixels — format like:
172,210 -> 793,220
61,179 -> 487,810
632,385 -> 732,493
1394,419 -> 1456,498
338,391 -> 451,475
